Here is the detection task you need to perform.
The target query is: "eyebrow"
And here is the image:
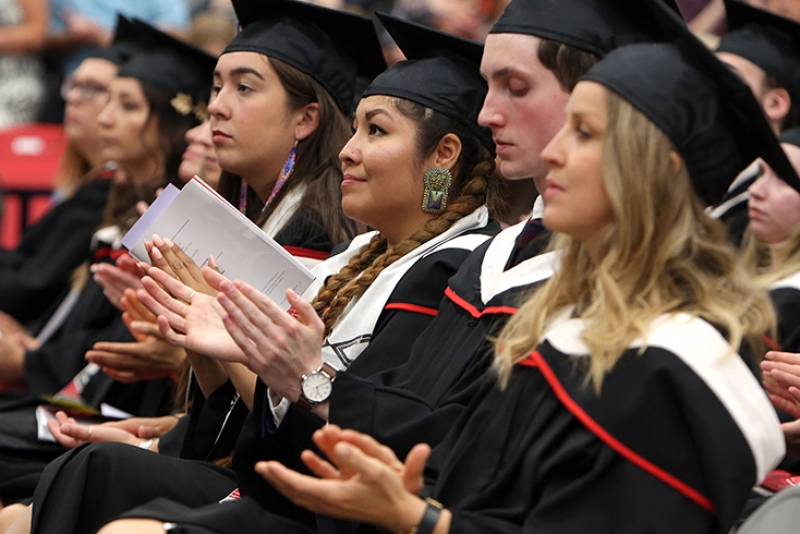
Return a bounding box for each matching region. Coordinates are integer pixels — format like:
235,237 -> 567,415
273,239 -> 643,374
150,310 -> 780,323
212,67 -> 265,80
485,66 -> 526,81
364,108 -> 391,121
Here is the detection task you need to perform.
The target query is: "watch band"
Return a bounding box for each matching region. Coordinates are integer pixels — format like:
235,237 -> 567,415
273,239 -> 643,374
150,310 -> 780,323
296,362 -> 338,413
400,498 -> 443,534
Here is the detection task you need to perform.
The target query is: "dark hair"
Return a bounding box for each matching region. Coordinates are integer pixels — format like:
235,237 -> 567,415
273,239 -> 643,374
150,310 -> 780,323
218,57 -> 366,244
537,39 -> 600,93
764,74 -> 799,132
101,82 -> 198,232
311,99 -> 497,334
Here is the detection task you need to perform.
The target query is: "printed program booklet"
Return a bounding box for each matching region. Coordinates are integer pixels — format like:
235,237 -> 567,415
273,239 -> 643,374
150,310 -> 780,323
121,176 -> 316,310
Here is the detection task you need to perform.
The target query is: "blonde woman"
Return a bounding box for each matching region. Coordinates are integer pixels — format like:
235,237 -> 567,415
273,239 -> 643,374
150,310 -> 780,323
255,3 -> 789,534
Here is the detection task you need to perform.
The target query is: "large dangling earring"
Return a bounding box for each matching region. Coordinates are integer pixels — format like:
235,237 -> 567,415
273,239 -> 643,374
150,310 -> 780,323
422,168 -> 452,214
263,140 -> 298,212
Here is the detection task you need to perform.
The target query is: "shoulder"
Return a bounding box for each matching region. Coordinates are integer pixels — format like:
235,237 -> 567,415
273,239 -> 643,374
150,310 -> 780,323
771,271 -> 800,292
538,313 -> 784,483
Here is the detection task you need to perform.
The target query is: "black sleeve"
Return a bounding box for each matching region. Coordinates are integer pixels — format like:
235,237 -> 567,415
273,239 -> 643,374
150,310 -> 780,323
771,286 -> 800,353
180,380 -> 249,461
24,274 -> 126,395
245,246 -> 477,465
0,179 -> 110,323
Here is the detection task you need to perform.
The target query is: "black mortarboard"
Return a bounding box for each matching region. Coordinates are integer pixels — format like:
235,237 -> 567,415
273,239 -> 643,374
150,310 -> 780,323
85,16 -> 140,65
118,20 -> 217,120
717,0 -> 800,105
363,14 -> 493,154
581,0 -> 800,205
223,0 -> 386,114
489,0 -> 682,57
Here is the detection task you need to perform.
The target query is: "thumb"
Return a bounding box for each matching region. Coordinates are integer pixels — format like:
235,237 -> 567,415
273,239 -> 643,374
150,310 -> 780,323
286,289 -> 323,336
203,266 -> 228,290
403,443 -> 430,494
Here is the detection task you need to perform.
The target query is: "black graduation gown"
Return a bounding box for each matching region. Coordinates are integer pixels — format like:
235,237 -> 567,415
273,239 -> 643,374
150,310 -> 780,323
30,221 -> 499,534
433,314 -> 783,534
111,309 -> 782,534
0,177 -> 111,326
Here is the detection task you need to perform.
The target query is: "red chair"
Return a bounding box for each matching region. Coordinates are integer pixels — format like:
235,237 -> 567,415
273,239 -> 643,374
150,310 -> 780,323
0,124 -> 66,249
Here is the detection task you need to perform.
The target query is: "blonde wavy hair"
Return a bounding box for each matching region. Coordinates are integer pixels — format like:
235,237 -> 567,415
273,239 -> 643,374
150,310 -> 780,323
495,88 -> 776,390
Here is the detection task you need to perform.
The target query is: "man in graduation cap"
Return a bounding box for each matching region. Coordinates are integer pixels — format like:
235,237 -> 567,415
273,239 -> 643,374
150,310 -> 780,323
711,0 -> 800,244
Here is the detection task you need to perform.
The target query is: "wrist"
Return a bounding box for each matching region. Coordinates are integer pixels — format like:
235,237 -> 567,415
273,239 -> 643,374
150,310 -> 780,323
392,495 -> 429,534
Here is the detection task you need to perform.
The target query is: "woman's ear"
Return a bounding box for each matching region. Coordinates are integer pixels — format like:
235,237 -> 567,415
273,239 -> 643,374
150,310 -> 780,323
294,102 -> 320,141
763,87 -> 791,128
669,150 -> 683,176
433,133 -> 462,171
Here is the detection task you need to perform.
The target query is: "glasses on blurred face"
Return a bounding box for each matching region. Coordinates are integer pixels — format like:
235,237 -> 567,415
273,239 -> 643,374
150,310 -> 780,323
60,78 -> 109,102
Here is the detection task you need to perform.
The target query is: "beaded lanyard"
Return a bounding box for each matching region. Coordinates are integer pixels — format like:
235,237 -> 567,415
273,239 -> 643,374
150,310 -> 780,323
239,141 -> 297,214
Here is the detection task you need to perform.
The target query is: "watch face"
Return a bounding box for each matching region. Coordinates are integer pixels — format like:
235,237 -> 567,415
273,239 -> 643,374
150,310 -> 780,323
302,371 -> 333,403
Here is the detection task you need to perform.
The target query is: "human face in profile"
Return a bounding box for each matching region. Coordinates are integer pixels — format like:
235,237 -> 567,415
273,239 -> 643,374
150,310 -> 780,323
479,33 -> 571,184
339,95 -> 454,246
540,81 -> 613,255
748,144 -> 800,244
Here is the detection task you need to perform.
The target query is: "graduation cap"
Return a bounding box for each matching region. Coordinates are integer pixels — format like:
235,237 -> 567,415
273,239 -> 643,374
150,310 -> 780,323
117,20 -> 217,121
223,0 -> 386,114
717,0 -> 800,106
489,0 -> 683,57
85,15 -> 140,65
581,0 -> 800,205
362,13 -> 493,154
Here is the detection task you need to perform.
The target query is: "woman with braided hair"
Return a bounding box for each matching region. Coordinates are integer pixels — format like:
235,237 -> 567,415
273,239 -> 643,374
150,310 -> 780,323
13,16 -> 501,534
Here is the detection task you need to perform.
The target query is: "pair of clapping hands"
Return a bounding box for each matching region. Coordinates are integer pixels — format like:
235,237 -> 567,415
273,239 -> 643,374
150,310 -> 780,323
129,236 -> 328,404
96,233 -> 329,404
762,350 -> 800,458
258,424 -> 447,534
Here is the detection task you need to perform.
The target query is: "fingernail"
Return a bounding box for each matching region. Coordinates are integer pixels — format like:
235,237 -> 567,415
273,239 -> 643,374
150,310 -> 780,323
165,238 -> 175,247
153,235 -> 163,247
151,248 -> 162,260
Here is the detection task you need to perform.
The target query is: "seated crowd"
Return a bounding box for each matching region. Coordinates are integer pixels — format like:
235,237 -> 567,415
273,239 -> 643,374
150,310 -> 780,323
1,0 -> 800,533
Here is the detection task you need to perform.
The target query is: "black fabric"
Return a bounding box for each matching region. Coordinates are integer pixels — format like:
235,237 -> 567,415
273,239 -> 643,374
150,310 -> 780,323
31,442 -> 237,534
582,0 -> 800,205
0,231 -> 175,503
223,0 -> 385,114
27,224 -> 499,534
230,235 -> 499,520
489,0 -> 680,57
366,15 -> 493,154
429,352 -> 730,534
119,20 -> 216,111
273,208 -> 335,256
717,0 -> 800,107
0,177 -> 110,324
770,285 -> 800,353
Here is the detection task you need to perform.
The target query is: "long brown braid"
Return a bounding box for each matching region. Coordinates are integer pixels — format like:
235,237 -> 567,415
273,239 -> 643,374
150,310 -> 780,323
310,98 -> 497,336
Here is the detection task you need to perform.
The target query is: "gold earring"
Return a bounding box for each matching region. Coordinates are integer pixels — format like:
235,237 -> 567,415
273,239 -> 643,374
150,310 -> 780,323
422,168 -> 452,214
